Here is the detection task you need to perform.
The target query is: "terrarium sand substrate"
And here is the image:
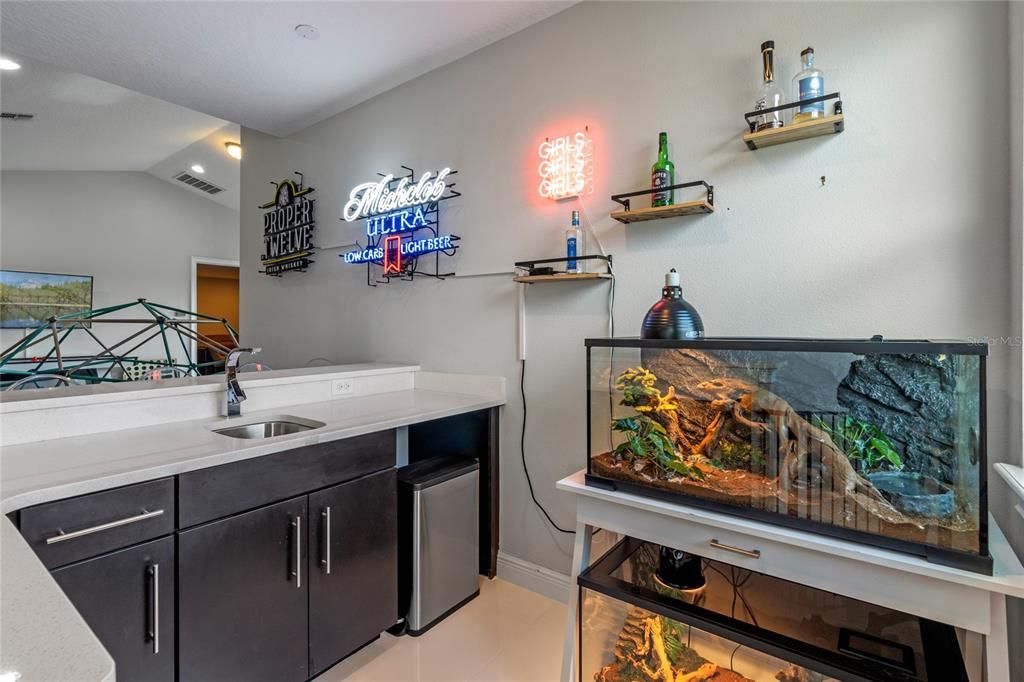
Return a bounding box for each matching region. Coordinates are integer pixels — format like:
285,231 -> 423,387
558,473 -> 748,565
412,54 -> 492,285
591,453 -> 977,550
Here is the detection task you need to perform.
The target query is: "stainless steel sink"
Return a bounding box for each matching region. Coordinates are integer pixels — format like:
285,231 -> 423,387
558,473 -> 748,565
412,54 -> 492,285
212,416 -> 325,439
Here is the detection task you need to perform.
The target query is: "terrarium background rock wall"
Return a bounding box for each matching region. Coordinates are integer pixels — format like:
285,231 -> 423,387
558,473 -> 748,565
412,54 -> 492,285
837,353 -> 981,490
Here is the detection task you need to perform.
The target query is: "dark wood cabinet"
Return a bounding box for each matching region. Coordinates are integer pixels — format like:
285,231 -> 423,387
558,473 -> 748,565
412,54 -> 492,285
178,495 -> 309,682
51,536 -> 175,682
177,430 -> 395,528
15,423 -> 475,681
308,469 -> 398,676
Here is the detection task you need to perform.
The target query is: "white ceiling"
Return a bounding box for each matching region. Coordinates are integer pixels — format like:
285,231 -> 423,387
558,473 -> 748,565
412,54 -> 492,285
145,122 -> 241,210
0,53 -> 229,172
1,1 -> 574,137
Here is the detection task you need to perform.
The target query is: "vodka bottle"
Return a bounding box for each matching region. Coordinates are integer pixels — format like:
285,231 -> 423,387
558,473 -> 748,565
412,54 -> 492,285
791,47 -> 825,124
566,210 -> 584,274
650,132 -> 675,207
754,40 -> 785,131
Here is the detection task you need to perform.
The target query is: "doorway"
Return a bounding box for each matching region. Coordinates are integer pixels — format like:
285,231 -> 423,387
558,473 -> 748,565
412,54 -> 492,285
190,256 -> 239,373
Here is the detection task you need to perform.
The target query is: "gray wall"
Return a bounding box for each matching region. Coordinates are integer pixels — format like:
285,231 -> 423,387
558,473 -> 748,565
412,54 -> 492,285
1,171 -> 239,358
1002,1 -> 1023,676
240,0 -> 1018,599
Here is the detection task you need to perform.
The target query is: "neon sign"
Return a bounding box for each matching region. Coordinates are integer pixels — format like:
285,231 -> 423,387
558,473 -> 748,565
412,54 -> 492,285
342,169 -> 451,222
259,173 -> 316,276
340,166 -> 461,285
538,131 -> 592,200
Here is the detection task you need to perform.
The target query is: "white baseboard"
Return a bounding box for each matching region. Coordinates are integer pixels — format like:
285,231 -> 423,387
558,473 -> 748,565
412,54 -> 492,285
496,551 -> 571,603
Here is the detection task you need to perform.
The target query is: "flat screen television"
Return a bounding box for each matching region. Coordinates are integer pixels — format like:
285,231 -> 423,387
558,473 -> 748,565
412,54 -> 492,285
0,270 -> 94,329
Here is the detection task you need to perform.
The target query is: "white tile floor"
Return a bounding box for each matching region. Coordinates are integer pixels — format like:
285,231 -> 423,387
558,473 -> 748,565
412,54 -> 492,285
316,579 -> 565,682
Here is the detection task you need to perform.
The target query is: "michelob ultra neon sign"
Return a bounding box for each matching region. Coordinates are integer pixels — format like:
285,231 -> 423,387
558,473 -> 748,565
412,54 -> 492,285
340,166 -> 461,285
342,168 -> 451,222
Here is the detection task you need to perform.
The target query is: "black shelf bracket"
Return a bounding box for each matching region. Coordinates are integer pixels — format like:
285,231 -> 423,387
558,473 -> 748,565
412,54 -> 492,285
610,181 -> 713,212
514,254 -> 612,275
743,91 -> 843,133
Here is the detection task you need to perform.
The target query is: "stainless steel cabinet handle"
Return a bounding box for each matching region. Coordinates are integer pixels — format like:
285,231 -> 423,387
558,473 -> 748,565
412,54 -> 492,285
321,507 -> 332,575
709,539 -> 761,559
45,509 -> 164,544
148,563 -> 160,655
291,516 -> 302,589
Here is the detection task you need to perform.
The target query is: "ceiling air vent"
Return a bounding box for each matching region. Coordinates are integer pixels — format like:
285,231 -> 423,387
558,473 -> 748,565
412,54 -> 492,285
173,171 -> 225,195
1,112 -> 34,121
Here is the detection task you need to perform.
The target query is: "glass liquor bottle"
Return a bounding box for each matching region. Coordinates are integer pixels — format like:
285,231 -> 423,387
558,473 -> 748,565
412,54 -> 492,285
754,40 -> 784,131
651,132 -> 674,207
566,210 -> 584,274
791,46 -> 825,124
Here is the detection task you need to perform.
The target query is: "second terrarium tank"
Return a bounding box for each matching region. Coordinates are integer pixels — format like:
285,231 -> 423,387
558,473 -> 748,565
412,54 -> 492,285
585,338 -> 989,573
579,537 -> 968,681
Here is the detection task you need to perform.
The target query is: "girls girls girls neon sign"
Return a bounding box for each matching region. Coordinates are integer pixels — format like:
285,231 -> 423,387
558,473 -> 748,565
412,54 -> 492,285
538,131 -> 592,200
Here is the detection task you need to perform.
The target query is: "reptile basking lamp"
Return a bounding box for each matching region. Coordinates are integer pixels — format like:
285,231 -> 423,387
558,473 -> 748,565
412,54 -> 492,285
640,269 -> 704,339
654,545 -> 706,592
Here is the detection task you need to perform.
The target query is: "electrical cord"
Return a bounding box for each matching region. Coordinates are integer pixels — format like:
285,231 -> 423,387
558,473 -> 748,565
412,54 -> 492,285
521,358 -> 575,534
518,199 -> 615,538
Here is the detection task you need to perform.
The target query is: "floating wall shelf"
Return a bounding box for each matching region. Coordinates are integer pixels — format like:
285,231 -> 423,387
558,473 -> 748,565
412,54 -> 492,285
513,272 -> 613,284
742,92 -> 844,150
610,180 -> 714,224
513,255 -> 613,284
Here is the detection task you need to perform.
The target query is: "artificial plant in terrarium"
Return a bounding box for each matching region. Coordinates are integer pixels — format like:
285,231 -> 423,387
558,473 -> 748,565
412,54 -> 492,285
611,368 -> 704,481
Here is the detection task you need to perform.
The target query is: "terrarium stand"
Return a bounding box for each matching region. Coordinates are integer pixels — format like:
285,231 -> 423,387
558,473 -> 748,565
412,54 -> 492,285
556,470 -> 1024,682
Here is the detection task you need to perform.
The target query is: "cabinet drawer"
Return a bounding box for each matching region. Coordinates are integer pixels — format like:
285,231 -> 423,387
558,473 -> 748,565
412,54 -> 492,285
19,477 -> 175,569
178,430 -> 396,528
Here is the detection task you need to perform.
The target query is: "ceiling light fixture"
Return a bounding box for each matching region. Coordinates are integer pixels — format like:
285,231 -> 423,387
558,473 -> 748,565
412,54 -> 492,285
294,24 -> 319,40
224,142 -> 242,160
0,58 -> 21,71
191,164 -> 205,174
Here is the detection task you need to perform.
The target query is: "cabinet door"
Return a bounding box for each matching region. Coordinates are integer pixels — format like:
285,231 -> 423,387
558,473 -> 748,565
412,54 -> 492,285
51,536 -> 175,682
308,469 -> 397,676
178,495 -> 308,682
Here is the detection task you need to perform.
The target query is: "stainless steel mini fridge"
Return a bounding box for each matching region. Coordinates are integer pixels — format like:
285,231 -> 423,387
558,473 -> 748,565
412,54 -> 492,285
397,457 -> 480,635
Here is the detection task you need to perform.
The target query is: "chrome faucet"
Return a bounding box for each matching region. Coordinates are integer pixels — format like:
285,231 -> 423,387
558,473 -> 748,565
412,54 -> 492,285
224,347 -> 261,417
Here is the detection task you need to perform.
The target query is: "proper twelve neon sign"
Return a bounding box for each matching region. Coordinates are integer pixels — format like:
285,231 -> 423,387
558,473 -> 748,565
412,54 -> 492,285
538,131 -> 592,200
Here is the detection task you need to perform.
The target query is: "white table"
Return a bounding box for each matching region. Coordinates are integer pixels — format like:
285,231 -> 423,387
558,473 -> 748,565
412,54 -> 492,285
557,469 -> 1024,682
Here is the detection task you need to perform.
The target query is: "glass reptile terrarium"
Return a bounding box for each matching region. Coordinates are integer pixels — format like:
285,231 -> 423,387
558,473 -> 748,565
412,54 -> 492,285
578,537 -> 968,682
585,338 -> 989,573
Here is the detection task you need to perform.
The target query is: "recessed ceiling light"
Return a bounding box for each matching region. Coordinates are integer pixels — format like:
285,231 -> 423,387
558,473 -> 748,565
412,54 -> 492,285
224,142 -> 242,160
0,58 -> 21,71
191,164 -> 205,174
295,24 -> 319,40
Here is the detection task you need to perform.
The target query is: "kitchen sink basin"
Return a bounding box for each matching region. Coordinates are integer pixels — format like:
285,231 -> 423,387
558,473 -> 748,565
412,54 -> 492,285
212,416 -> 326,439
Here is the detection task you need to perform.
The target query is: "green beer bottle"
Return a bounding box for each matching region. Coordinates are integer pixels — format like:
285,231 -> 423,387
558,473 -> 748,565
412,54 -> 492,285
651,132 -> 674,207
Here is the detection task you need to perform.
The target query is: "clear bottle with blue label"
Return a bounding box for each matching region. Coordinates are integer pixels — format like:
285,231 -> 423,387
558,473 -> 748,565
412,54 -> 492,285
566,210 -> 584,274
791,46 -> 825,124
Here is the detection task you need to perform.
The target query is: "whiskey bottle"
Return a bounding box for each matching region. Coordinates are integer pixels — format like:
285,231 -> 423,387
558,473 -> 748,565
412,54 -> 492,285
651,132 -> 674,207
791,46 -> 825,124
754,40 -> 784,131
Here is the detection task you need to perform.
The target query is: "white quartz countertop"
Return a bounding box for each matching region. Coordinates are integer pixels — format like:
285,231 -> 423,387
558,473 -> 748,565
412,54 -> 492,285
0,365 -> 504,681
1,386 -> 502,513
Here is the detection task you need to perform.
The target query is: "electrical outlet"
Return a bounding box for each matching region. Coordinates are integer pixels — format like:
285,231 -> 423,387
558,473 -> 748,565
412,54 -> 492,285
332,378 -> 355,396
